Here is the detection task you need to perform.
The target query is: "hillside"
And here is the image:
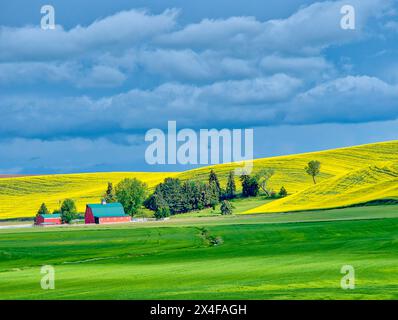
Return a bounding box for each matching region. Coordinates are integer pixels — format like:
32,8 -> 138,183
1,140 -> 398,218
0,172 -> 174,219
179,140 -> 398,193
246,162 -> 398,214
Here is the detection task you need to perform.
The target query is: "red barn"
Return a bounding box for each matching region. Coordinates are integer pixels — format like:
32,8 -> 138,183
85,202 -> 131,224
35,214 -> 62,226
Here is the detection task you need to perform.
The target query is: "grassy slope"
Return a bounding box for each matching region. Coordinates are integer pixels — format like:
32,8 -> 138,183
1,140 -> 398,218
0,206 -> 397,299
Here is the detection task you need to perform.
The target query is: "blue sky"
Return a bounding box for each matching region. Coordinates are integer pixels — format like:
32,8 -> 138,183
0,0 -> 398,174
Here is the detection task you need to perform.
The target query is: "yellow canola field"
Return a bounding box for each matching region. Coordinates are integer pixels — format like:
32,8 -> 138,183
245,162 -> 398,214
1,140 -> 398,218
0,172 -> 174,218
181,139 -> 398,193
178,140 -> 398,214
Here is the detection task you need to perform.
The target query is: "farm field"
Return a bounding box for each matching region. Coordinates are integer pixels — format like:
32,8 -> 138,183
0,205 -> 397,299
1,140 -> 398,219
0,172 -> 174,219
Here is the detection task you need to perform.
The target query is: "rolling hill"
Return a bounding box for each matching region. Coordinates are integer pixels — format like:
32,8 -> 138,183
0,172 -> 174,219
0,140 -> 398,218
246,162 -> 398,214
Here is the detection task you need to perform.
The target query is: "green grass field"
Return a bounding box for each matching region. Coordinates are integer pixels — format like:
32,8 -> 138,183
1,204 -> 397,300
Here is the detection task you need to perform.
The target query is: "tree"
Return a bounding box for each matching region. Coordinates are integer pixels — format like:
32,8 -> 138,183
279,186 -> 288,198
154,206 -> 170,220
225,171 -> 236,199
240,174 -> 259,197
305,160 -> 321,184
256,168 -> 274,197
208,181 -> 220,210
103,182 -> 116,203
146,178 -> 185,214
115,178 -> 148,216
145,178 -> 217,215
220,200 -> 233,215
37,203 -> 49,216
60,198 -> 77,224
208,170 -> 221,199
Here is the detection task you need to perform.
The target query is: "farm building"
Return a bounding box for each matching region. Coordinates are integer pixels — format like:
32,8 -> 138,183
35,214 -> 62,226
85,202 -> 131,224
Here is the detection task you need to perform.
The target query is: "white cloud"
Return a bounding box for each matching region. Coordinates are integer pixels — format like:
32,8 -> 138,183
260,55 -> 332,74
0,9 -> 178,61
158,0 -> 392,55
77,65 -> 127,88
287,75 -> 398,124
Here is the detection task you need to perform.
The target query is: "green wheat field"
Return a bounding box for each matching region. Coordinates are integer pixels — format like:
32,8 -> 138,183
0,201 -> 397,299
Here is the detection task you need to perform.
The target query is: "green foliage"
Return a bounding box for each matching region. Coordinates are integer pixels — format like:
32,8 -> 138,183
209,170 -> 221,198
103,182 -> 116,203
154,206 -> 170,220
115,178 -> 148,216
255,168 -> 274,196
240,174 -> 260,197
145,176 -> 220,215
208,181 -> 220,210
225,171 -> 236,199
220,200 -> 233,215
37,203 -> 49,216
305,160 -> 321,184
145,178 -> 184,213
279,186 -> 288,197
60,198 -> 77,224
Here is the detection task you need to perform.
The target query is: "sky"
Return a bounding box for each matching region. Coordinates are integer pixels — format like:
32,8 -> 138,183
0,0 -> 398,174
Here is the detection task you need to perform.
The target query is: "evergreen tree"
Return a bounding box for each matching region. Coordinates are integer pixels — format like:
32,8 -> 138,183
208,181 -> 220,210
240,174 -> 259,197
279,186 -> 288,197
37,203 -> 50,216
225,171 -> 236,199
220,200 -> 233,215
103,182 -> 116,203
208,170 -> 221,198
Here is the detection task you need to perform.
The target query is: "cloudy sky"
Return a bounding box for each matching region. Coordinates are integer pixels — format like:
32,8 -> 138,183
0,0 -> 398,174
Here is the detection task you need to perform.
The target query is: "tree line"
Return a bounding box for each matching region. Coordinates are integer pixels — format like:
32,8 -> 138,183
36,160 -> 321,222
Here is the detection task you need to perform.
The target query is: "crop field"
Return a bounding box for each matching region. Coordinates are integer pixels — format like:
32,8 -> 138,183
0,172 -> 174,219
0,205 -> 397,300
1,140 -> 398,218
247,163 -> 398,214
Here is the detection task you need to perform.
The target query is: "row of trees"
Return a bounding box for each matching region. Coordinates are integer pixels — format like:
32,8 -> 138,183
36,160 -> 321,222
144,173 -> 222,217
144,168 -> 289,218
